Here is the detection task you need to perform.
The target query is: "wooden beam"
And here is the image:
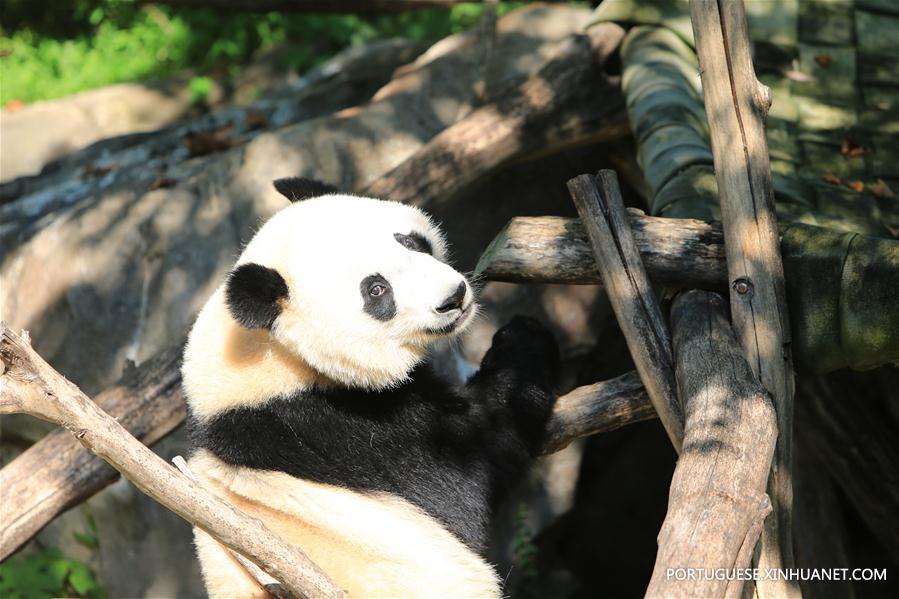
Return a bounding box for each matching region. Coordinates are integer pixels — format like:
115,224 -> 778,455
646,290 -> 777,599
567,171 -> 683,451
689,1 -> 798,594
0,324 -> 343,599
475,214 -> 726,287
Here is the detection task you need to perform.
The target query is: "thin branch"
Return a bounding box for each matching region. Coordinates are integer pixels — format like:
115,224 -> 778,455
0,323 -> 343,599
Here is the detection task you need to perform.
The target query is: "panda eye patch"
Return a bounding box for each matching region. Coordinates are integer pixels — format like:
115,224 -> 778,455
360,274 -> 396,321
394,232 -> 432,255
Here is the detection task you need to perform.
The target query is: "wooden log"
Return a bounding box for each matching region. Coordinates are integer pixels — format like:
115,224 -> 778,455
541,370 -> 654,455
0,326 -> 656,559
567,171 -> 683,451
363,22 -> 628,208
646,290 -> 777,599
474,214 -> 726,287
690,1 -> 797,594
0,324 -> 343,599
0,346 -> 185,561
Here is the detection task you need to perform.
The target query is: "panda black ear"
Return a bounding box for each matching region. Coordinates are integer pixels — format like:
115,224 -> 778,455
225,263 -> 289,329
273,177 -> 339,202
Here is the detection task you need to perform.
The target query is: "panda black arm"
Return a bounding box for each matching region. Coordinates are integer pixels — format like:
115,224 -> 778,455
464,316 -> 560,456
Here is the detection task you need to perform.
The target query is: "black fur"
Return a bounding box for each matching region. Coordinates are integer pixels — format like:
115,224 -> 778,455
273,177 -> 339,202
225,263 -> 288,329
394,232 -> 432,255
189,316 -> 560,551
360,273 -> 397,322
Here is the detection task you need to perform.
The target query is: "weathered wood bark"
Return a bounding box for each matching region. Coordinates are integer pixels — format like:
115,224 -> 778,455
568,171 -> 683,451
0,346 -> 185,561
477,217 -> 899,372
0,324 -> 343,599
475,213 -> 726,287
0,327 -> 656,559
172,456 -> 292,599
541,370 -> 654,455
690,2 -> 797,592
363,22 -> 628,208
646,290 -> 777,599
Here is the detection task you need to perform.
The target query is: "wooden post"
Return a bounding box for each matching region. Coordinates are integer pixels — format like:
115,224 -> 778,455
690,1 -> 798,595
568,170 -> 684,452
646,290 -> 777,599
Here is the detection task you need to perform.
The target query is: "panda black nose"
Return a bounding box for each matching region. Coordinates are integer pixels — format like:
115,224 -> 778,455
436,282 -> 467,313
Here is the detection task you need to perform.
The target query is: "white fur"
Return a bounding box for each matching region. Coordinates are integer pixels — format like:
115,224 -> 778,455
190,451 -> 501,599
184,195 -> 476,419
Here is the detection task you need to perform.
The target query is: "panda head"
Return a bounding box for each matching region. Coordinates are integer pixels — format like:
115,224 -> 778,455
214,178 -> 476,392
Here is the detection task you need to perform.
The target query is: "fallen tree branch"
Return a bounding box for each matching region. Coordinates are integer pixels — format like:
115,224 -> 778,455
0,323 -> 655,562
690,1 -> 797,593
568,170 -> 683,452
0,346 -> 185,560
0,324 -> 343,599
646,290 -> 777,599
363,22 -> 628,208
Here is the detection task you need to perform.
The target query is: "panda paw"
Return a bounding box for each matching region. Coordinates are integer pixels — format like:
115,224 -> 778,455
480,316 -> 560,384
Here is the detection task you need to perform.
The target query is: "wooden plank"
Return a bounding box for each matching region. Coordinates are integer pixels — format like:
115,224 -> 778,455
567,170 -> 684,452
646,290 -> 777,599
690,1 -> 798,595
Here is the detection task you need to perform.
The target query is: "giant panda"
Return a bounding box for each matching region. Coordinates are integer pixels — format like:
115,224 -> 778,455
183,178 -> 560,599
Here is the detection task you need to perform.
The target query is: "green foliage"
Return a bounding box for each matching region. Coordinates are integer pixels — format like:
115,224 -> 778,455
188,75 -> 215,106
0,1 -> 536,106
511,503 -> 539,585
0,549 -> 105,599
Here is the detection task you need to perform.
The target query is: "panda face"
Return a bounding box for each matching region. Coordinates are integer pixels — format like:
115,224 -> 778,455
225,195 -> 476,390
